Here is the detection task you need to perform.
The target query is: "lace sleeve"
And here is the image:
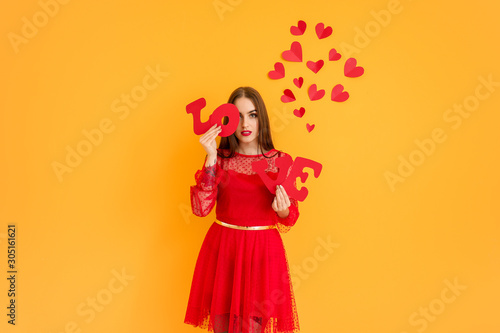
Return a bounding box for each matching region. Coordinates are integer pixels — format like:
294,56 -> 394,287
190,157 -> 221,217
274,198 -> 299,233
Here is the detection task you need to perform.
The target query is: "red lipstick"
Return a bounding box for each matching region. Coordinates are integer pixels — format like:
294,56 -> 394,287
241,131 -> 252,136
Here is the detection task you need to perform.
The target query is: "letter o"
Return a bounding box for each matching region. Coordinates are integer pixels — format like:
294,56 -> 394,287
429,298 -> 445,315
96,289 -> 113,305
209,103 -> 239,137
365,21 -> 381,37
302,257 -> 318,273
463,96 -> 479,112
33,11 -> 49,27
131,85 -> 147,102
409,149 -> 425,166
77,140 -> 93,157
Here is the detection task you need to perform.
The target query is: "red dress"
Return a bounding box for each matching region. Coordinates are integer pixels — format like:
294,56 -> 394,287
184,149 -> 300,333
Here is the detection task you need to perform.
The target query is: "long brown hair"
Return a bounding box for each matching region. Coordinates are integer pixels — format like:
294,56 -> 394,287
219,87 -> 276,158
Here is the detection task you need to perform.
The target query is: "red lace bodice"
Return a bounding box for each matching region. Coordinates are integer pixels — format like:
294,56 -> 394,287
190,149 -> 299,233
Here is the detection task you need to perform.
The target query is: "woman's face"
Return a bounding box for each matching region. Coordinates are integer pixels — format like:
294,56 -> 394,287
234,97 -> 259,146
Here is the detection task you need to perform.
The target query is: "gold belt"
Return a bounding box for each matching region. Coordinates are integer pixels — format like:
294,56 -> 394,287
215,220 -> 276,230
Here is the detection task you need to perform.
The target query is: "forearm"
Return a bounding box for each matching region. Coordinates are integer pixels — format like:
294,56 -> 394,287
205,154 -> 217,167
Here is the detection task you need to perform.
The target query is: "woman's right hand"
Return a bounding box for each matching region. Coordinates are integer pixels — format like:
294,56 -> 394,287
199,124 -> 221,166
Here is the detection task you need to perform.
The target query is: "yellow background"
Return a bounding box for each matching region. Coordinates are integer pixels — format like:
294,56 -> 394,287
1,0 -> 499,332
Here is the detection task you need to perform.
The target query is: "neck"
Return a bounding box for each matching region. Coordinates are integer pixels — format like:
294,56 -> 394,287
237,142 -> 261,155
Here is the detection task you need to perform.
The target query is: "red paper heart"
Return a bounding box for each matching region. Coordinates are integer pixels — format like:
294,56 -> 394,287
293,107 -> 305,118
282,41 -> 302,62
290,20 -> 306,36
306,60 -> 324,74
329,48 -> 341,61
281,89 -> 296,103
308,84 -> 325,101
344,58 -> 364,77
293,77 -> 303,88
306,123 -> 315,132
315,23 -> 333,39
268,62 -> 285,79
331,84 -> 349,102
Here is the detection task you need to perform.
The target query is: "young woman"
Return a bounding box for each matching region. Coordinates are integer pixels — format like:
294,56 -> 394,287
184,87 -> 300,333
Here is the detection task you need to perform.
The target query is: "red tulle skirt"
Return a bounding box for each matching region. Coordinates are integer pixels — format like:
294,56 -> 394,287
184,222 -> 299,333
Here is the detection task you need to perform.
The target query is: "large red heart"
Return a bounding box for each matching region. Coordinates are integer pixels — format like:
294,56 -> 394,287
308,84 -> 325,101
282,41 -> 302,62
290,20 -> 306,36
281,89 -> 296,103
306,60 -> 324,74
315,23 -> 332,39
268,62 -> 285,79
293,77 -> 303,88
329,48 -> 341,61
344,58 -> 364,77
306,123 -> 315,133
293,107 -> 305,118
331,84 -> 349,102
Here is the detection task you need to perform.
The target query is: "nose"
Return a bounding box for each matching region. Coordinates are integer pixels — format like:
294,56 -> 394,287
240,115 -> 248,128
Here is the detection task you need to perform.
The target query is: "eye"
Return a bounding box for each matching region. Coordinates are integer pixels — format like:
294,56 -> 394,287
250,113 -> 257,118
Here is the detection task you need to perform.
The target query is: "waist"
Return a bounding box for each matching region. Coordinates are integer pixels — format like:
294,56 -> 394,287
215,219 -> 276,231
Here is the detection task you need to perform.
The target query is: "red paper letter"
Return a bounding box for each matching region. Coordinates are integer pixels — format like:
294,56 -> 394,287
252,154 -> 293,194
282,157 -> 323,202
186,97 -> 240,137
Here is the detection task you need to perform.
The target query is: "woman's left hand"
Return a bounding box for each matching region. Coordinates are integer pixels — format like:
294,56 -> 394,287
272,185 -> 291,218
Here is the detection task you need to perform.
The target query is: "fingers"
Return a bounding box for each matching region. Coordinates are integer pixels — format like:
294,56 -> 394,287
273,185 -> 291,212
200,124 -> 221,140
199,124 -> 222,145
279,185 -> 291,207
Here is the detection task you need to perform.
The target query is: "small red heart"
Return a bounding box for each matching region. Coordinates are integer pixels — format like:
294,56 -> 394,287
290,20 -> 306,36
329,48 -> 341,61
344,58 -> 364,77
293,77 -> 303,88
281,89 -> 296,103
282,41 -> 302,62
331,84 -> 349,102
306,123 -> 315,133
315,23 -> 332,39
308,84 -> 325,101
306,60 -> 324,74
293,107 -> 305,118
268,62 -> 285,79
